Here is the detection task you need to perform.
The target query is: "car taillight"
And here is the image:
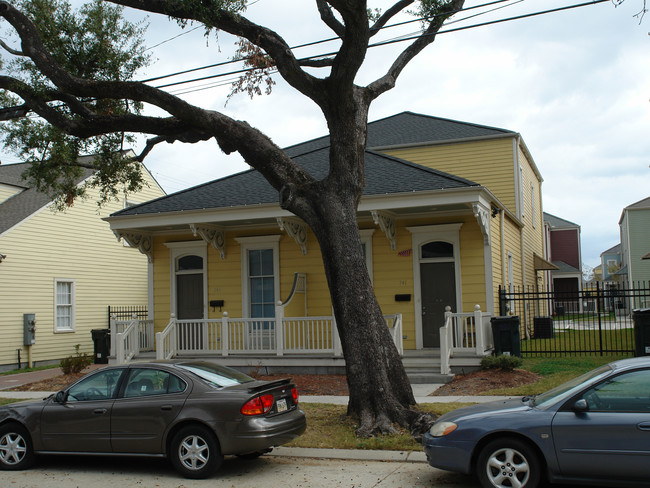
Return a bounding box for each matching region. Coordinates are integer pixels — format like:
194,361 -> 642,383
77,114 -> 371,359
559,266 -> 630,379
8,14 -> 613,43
291,387 -> 299,405
241,394 -> 274,416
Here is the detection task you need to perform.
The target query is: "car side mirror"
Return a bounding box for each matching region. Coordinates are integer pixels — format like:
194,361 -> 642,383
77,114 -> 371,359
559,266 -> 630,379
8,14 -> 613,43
55,391 -> 67,404
573,398 -> 589,413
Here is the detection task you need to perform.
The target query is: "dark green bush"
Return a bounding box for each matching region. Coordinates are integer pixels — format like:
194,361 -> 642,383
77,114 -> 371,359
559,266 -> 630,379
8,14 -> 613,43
60,344 -> 93,375
480,354 -> 523,372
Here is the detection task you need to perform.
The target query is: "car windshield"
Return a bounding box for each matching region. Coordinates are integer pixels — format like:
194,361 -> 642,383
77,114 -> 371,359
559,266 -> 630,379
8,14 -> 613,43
532,364 -> 613,409
177,362 -> 255,388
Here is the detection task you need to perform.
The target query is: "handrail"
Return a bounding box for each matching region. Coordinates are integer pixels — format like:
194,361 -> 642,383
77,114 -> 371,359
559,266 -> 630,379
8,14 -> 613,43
115,315 -> 139,364
440,308 -> 454,375
440,305 -> 490,374
155,314 -> 177,360
385,313 -> 403,356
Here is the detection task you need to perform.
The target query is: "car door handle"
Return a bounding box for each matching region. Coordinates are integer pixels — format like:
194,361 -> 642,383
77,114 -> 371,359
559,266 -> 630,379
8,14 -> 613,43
637,422 -> 650,431
161,405 -> 173,411
93,408 -> 107,415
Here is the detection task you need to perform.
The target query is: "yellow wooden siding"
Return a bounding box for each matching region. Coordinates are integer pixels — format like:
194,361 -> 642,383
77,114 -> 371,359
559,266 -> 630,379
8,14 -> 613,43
150,211 -> 489,352
383,138 -> 518,213
0,185 -> 21,204
0,167 -> 165,368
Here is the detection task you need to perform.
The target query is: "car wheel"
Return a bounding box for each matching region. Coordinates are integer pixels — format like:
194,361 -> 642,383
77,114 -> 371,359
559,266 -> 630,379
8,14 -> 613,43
170,425 -> 222,479
0,423 -> 35,471
477,437 -> 541,488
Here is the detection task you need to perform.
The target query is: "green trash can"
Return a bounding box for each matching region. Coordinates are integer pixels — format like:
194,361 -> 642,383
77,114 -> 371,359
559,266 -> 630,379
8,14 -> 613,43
91,329 -> 111,364
633,309 -> 650,357
491,316 -> 521,357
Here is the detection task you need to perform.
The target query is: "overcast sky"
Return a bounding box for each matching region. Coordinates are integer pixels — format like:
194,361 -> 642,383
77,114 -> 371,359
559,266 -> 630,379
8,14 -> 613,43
3,0 -> 649,269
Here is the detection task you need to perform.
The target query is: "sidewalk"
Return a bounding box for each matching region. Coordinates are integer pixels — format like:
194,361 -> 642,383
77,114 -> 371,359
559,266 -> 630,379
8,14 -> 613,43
0,366 -> 513,405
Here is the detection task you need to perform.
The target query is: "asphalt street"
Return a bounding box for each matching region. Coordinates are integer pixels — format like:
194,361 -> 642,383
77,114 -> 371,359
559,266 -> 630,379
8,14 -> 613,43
2,453 -> 477,488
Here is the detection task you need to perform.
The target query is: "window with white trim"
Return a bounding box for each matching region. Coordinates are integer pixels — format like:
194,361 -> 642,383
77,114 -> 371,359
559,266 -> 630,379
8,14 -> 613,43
55,279 -> 75,332
235,236 -> 281,320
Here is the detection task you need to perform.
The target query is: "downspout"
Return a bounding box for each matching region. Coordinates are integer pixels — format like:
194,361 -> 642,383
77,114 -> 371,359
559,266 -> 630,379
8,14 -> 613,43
501,210 -> 506,287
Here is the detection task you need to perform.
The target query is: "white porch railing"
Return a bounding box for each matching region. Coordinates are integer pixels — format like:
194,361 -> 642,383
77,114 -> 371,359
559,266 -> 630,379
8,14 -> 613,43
440,304 -> 493,375
154,309 -> 403,360
110,315 -> 155,364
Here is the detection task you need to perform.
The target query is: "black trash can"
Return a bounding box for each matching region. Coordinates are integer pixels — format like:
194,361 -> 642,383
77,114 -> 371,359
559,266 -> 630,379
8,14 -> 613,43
534,316 -> 554,339
633,308 -> 650,357
491,316 -> 521,357
91,329 -> 111,364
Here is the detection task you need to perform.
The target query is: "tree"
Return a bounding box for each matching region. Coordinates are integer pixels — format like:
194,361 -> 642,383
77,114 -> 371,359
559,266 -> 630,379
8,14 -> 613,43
0,0 -> 466,436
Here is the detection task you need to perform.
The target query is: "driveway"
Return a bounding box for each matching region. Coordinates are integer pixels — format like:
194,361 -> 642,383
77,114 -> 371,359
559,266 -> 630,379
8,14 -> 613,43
3,454 -> 477,488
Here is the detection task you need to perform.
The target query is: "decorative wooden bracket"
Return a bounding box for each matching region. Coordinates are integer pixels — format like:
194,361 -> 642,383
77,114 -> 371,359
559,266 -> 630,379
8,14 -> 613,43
189,224 -> 226,259
114,231 -> 153,262
371,210 -> 396,251
277,217 -> 307,255
472,204 -> 490,246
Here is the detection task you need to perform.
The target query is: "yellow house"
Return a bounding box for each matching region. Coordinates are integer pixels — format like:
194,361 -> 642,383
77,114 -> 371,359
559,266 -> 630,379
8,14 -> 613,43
106,113 -> 548,378
0,154 -> 165,371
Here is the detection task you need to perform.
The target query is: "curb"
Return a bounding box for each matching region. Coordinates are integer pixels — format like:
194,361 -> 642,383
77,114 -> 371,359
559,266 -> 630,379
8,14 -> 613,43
270,447 -> 428,463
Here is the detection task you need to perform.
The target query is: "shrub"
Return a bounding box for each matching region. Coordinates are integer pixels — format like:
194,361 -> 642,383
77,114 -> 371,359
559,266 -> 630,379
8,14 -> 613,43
60,344 -> 93,375
481,354 -> 523,372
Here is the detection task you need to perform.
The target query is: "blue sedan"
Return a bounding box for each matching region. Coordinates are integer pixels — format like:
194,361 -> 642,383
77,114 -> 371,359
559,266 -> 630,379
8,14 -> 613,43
423,356 -> 650,488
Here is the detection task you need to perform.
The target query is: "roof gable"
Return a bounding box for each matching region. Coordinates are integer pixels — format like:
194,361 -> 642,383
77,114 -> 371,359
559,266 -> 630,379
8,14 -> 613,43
0,162 -> 95,235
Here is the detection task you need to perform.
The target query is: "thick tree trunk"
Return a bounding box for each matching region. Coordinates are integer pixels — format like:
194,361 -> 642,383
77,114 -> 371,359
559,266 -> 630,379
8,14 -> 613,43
281,92 -> 432,436
308,198 -> 419,436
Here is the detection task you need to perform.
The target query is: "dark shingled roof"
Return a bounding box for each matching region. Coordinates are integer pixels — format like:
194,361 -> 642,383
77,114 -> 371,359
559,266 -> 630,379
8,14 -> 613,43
285,111 -> 514,158
0,162 -> 95,235
113,147 -> 480,217
544,212 -> 580,229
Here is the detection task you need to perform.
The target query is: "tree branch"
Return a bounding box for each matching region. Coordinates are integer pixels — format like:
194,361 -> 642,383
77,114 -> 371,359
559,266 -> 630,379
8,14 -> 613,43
369,0 -> 415,37
0,0 -> 316,195
0,38 -> 24,56
367,0 -> 465,99
105,0 -> 325,103
316,0 -> 345,38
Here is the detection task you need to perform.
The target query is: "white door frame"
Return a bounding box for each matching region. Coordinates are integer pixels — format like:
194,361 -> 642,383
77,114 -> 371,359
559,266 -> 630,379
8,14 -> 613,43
408,224 -> 463,349
164,241 -> 208,319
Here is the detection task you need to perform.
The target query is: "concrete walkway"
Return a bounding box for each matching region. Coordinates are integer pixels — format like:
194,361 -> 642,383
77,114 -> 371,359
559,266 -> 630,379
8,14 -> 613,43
0,364 -> 513,404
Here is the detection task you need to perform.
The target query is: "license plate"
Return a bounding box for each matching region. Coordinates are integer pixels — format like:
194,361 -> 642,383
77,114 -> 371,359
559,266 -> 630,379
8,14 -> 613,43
276,398 -> 288,413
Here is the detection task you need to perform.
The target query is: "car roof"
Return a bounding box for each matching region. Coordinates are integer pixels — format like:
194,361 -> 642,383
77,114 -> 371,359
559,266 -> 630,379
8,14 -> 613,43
609,356 -> 650,371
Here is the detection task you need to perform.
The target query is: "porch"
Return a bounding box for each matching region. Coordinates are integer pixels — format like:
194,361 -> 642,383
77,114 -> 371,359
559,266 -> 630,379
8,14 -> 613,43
109,305 -> 494,383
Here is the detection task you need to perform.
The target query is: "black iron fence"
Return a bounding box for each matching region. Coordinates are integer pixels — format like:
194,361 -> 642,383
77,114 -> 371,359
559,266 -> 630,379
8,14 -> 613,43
498,281 -> 650,357
107,305 -> 148,327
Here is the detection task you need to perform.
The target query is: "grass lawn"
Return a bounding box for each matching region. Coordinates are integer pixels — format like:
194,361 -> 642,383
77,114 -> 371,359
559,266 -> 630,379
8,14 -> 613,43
285,402 -> 472,451
0,364 -> 59,376
485,354 -> 631,396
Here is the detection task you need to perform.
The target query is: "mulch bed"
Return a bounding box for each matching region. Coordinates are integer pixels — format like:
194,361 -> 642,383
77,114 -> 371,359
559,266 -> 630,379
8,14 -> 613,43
8,369 -> 539,397
429,368 -> 540,396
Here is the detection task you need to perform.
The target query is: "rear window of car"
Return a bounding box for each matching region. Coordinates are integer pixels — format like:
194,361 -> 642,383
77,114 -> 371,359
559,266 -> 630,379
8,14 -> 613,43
177,362 -> 255,388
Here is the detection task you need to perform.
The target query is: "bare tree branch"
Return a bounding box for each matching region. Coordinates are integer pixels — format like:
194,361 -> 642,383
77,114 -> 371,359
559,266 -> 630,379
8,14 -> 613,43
316,0 -> 345,38
0,38 -> 24,56
369,0 -> 415,37
106,0 -> 324,103
367,0 -> 465,99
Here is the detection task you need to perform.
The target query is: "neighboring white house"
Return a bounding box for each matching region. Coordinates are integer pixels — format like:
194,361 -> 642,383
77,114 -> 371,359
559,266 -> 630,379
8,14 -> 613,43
0,155 -> 165,371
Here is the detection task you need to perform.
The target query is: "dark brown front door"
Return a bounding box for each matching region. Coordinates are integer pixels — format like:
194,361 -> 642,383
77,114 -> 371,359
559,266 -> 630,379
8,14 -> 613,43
176,273 -> 203,320
420,262 -> 456,348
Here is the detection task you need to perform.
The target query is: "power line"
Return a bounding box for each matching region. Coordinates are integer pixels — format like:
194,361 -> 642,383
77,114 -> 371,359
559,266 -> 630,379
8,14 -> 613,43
151,0 -> 608,94
141,0 -> 514,85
